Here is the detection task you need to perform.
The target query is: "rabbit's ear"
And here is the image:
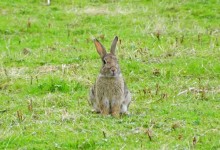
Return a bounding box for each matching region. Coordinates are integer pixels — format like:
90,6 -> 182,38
94,39 -> 107,58
110,36 -> 118,55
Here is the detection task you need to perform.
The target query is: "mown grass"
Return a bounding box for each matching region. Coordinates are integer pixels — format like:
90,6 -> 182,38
0,0 -> 220,149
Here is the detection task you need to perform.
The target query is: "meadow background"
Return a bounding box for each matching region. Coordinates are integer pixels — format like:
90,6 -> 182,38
0,0 -> 220,149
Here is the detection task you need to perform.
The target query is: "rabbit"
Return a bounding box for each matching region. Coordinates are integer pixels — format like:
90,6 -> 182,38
89,36 -> 131,117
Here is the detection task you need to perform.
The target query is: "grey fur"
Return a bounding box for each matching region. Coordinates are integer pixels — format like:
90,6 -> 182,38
89,36 -> 131,116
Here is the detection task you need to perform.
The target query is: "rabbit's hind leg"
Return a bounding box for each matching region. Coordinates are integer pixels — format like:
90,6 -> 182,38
99,98 -> 110,115
111,100 -> 121,117
89,86 -> 100,113
121,90 -> 132,114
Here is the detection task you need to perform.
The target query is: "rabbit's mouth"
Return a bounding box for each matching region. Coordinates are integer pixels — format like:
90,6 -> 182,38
100,67 -> 121,77
110,70 -> 117,77
99,73 -> 122,78
110,71 -> 120,77
110,67 -> 117,76
110,73 -> 116,77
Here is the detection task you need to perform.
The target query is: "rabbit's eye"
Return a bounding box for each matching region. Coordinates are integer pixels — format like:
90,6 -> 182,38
103,60 -> 106,64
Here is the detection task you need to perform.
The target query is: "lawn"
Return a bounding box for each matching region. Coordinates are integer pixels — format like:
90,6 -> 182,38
0,0 -> 220,149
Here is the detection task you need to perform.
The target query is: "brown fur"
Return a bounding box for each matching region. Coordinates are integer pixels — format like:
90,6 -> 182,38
89,36 -> 131,117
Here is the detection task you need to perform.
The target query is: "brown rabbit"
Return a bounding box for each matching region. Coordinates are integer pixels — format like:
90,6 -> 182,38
89,36 -> 131,117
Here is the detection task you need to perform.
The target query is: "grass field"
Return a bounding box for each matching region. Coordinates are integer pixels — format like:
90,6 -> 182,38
0,0 -> 220,149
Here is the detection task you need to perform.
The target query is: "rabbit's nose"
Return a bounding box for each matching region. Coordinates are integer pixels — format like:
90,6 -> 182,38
111,67 -> 116,73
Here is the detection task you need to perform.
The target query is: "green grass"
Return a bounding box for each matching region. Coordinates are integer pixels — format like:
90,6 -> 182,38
0,0 -> 220,149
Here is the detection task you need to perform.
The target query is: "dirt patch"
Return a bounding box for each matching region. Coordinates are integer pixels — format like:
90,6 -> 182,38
68,5 -> 134,16
0,67 -> 28,78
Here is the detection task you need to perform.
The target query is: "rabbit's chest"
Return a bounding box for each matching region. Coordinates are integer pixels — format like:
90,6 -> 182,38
96,77 -> 124,99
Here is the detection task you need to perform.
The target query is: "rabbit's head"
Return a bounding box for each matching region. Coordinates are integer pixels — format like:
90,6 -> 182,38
94,36 -> 121,77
